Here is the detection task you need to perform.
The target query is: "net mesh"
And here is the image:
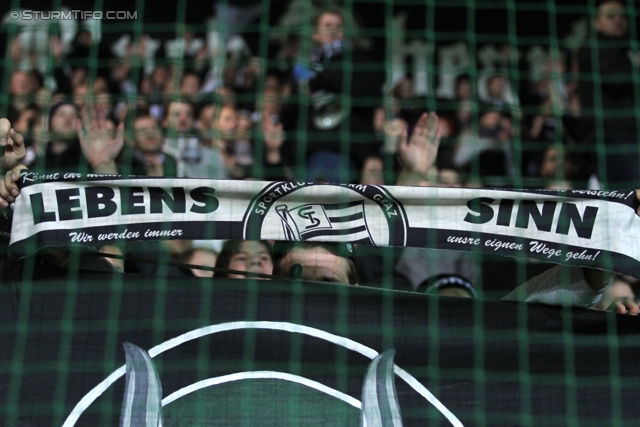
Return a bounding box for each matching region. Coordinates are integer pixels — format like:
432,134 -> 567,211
1,0 -> 639,426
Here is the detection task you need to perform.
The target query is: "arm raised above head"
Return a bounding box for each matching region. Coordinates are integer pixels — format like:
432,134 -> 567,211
396,112 -> 441,187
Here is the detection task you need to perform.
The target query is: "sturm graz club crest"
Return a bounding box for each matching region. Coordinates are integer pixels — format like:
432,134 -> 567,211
242,182 -> 410,246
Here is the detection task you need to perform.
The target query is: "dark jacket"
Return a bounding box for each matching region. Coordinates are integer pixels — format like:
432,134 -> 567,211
577,33 -> 638,144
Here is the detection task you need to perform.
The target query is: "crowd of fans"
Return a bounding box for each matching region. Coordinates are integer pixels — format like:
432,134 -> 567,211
1,1 -> 639,312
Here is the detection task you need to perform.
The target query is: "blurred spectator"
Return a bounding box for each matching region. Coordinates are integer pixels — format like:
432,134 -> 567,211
146,66 -> 170,121
69,67 -> 88,92
162,239 -> 194,260
66,29 -> 93,61
257,110 -> 291,181
264,73 -> 289,98
538,144 -> 593,183
66,29 -> 113,78
218,56 -> 261,111
453,74 -> 473,133
236,57 -> 262,105
577,0 -> 638,188
129,112 -> 178,177
478,74 -> 519,112
150,66 -> 170,96
167,75 -> 182,95
287,8 -> 384,183
251,87 -> 294,179
162,100 -> 227,179
209,103 -> 245,175
359,156 -> 384,185
197,104 -> 217,146
8,70 -> 37,122
539,145 -> 564,180
107,58 -> 138,97
481,74 -> 507,107
34,86 -> 54,109
214,240 -> 273,279
12,104 -> 40,134
530,58 -> 575,117
178,246 -> 219,278
521,57 -> 585,178
392,77 -> 423,125
254,88 -> 282,125
36,101 -> 83,173
272,241 -> 357,284
453,110 -> 514,179
216,85 -> 238,107
179,71 -> 202,102
93,77 -> 110,95
215,104 -> 239,147
237,110 -> 253,142
72,84 -> 89,110
455,74 -> 472,102
527,99 -> 561,144
233,109 -> 254,169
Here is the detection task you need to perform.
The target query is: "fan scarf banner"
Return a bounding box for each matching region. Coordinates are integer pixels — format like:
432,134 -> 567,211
9,172 -> 640,276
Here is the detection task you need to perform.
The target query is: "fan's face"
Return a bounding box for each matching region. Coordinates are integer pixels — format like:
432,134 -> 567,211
313,13 -> 344,46
595,2 -> 628,38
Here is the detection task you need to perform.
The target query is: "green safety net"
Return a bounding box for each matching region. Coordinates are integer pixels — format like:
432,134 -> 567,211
1,0 -> 639,426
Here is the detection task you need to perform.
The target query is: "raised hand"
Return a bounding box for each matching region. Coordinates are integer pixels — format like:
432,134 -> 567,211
0,118 -> 27,172
397,112 -> 441,175
77,105 -> 124,174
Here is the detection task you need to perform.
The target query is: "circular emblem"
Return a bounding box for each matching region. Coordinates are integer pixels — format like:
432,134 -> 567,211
242,182 -> 409,246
